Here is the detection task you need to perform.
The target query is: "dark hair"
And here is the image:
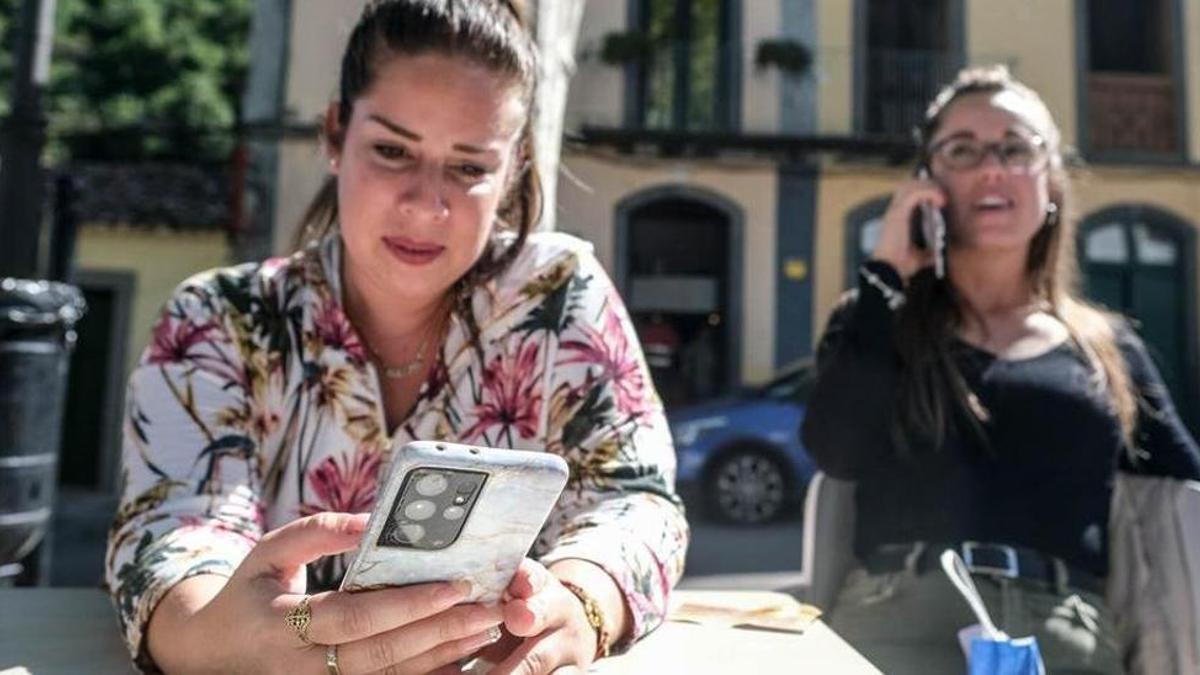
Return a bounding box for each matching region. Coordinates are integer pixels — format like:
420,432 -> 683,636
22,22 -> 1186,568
295,0 -> 542,353
893,65 -> 1135,455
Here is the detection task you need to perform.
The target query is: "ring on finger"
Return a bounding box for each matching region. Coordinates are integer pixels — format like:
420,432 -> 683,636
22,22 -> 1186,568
326,644 -> 342,675
283,594 -> 314,645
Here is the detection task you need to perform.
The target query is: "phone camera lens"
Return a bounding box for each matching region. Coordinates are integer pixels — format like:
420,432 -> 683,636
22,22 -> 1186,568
399,523 -> 425,542
443,505 -> 466,520
452,495 -> 468,505
415,473 -> 449,496
404,499 -> 436,521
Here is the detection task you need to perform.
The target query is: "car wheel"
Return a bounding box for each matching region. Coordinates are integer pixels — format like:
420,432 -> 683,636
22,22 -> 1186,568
706,446 -> 789,524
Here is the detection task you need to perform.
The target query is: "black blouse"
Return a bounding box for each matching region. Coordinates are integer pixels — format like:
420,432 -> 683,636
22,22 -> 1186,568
801,261 -> 1200,577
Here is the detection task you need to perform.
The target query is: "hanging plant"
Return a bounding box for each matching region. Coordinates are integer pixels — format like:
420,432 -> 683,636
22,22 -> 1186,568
754,38 -> 813,75
598,30 -> 658,66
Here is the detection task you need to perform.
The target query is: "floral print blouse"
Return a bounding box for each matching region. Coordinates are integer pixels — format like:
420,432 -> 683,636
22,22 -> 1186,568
105,231 -> 690,666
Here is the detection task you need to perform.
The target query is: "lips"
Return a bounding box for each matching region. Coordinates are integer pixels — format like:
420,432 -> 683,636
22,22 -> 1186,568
973,195 -> 1014,212
382,236 -> 445,265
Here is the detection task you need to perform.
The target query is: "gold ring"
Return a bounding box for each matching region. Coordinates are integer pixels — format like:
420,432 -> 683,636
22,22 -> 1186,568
283,595 -> 314,645
326,644 -> 342,675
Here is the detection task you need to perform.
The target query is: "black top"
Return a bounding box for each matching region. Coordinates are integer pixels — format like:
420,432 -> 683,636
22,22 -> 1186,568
801,261 -> 1200,577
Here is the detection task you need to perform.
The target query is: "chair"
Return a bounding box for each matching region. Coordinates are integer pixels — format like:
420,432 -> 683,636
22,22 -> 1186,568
785,471 -> 859,613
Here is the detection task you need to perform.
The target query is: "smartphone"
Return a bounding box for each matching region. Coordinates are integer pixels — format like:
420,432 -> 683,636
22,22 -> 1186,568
910,167 -> 947,279
340,441 -> 569,604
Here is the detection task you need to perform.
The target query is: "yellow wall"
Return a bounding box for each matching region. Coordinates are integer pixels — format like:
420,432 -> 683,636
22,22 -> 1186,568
74,226 -> 231,376
812,166 -> 904,339
1187,0 -> 1200,163
965,0 -> 1078,147
815,0 -> 854,135
557,151 -> 780,383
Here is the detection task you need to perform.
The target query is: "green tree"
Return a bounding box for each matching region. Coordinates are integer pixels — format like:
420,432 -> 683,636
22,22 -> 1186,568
0,0 -> 18,119
2,0 -> 252,162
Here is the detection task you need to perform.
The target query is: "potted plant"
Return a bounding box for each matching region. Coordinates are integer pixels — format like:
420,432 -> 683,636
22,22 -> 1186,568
754,38 -> 813,76
598,30 -> 658,66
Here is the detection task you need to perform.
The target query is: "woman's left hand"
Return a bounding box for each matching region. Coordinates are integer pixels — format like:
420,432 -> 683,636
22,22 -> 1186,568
474,559 -> 600,675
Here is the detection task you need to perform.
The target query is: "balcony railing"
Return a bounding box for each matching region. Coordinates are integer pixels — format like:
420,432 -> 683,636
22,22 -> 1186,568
565,43 -> 1012,159
1087,72 -> 1178,156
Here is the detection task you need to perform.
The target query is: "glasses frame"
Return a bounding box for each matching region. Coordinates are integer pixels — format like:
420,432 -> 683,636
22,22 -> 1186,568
926,134 -> 1050,174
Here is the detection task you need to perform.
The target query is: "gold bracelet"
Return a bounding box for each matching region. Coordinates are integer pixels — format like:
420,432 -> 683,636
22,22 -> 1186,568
559,579 -> 611,659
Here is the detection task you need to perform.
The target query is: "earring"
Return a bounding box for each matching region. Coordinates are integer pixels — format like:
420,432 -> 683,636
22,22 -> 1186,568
1044,202 -> 1059,227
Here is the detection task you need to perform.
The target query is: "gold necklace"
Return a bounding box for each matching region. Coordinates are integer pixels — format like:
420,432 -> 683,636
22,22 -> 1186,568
363,306 -> 451,380
368,336 -> 429,380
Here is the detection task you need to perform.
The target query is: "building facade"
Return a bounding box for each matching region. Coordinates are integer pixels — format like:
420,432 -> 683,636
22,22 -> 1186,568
263,0 -> 1200,426
557,0 -> 1200,426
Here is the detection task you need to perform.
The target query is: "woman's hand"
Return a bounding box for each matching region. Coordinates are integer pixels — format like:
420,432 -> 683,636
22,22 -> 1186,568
873,175 -> 948,283
147,512 -> 504,674
474,559 -> 609,675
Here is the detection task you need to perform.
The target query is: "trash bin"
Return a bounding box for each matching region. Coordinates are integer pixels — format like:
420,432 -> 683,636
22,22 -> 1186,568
0,278 -> 85,584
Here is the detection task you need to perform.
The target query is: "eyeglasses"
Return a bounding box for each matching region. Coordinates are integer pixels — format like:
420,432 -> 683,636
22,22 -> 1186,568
927,135 -> 1049,173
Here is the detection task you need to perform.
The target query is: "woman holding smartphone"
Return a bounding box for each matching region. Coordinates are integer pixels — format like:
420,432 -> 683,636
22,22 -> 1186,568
105,1 -> 688,672
802,66 -> 1200,674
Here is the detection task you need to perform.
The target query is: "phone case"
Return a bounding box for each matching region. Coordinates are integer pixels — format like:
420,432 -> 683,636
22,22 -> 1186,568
912,167 -> 947,279
920,201 -> 947,279
340,441 -> 569,604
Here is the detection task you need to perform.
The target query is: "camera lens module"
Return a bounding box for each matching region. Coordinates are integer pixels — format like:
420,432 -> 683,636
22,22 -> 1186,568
415,472 -> 449,496
404,499 -> 436,521
399,523 -> 425,542
442,505 -> 466,520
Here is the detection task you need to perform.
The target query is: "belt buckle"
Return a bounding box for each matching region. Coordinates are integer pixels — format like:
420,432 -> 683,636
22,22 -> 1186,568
962,541 -> 1019,579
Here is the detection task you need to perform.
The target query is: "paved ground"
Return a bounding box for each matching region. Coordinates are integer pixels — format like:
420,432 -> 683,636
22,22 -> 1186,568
29,485 -> 807,590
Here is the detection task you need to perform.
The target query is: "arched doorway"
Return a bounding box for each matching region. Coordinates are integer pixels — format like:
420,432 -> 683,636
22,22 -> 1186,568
615,188 -> 742,408
844,197 -> 890,288
1079,205 -> 1198,429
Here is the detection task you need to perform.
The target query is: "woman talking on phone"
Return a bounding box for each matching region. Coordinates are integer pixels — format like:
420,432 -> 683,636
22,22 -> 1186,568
801,66 -> 1200,674
105,1 -> 688,672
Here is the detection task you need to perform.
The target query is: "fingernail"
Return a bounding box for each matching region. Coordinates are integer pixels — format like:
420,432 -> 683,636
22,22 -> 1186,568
466,626 -> 504,650
440,580 -> 472,603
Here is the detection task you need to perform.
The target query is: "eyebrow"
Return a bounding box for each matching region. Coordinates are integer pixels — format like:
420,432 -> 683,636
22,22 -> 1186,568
933,128 -> 1036,145
367,114 -> 490,155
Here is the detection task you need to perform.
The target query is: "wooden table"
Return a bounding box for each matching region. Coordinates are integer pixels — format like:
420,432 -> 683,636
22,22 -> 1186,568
0,588 -> 880,674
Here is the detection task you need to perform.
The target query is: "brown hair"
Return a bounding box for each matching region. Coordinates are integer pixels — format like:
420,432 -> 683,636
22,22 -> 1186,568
295,0 -> 542,353
893,65 -> 1136,455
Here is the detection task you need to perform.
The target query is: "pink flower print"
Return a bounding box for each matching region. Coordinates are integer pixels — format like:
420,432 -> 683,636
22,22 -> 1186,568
311,299 -> 365,362
558,304 -> 648,417
463,340 -> 543,444
147,313 -> 220,366
299,449 -> 382,516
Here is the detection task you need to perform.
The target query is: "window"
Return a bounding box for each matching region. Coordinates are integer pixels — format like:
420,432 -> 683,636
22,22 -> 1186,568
1079,207 -> 1195,427
1085,0 -> 1180,155
636,0 -> 734,132
861,0 -> 957,136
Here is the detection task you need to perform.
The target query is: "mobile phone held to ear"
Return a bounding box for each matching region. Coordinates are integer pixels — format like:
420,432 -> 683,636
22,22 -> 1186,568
340,441 -> 569,604
910,167 -> 947,279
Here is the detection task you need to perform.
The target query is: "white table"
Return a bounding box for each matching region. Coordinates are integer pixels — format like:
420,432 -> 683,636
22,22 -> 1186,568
0,588 -> 880,674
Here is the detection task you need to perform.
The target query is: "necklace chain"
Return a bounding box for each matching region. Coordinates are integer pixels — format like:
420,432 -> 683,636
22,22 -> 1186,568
357,300 -> 452,381
367,336 -> 429,380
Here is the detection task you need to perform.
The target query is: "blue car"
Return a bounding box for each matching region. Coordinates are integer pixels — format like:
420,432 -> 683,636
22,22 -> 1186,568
668,360 -> 818,524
